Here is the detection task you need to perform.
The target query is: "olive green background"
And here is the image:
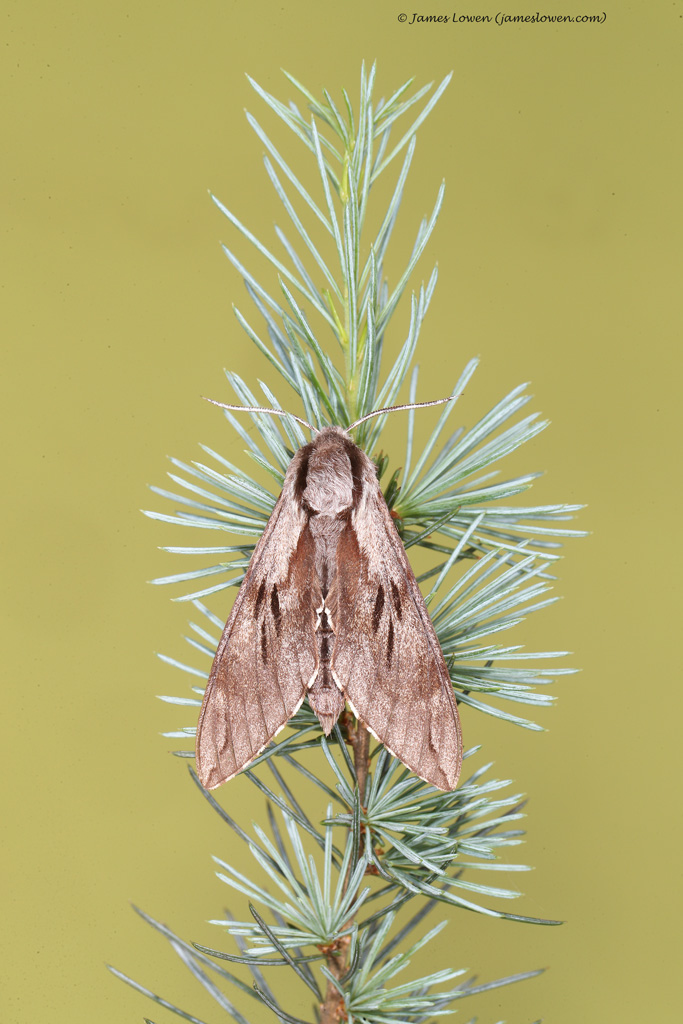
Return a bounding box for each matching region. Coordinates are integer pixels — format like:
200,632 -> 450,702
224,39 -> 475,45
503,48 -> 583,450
3,2 -> 680,1022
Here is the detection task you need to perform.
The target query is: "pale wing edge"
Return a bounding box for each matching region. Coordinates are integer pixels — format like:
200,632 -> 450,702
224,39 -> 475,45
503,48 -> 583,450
201,690 -> 309,788
344,695 -> 460,792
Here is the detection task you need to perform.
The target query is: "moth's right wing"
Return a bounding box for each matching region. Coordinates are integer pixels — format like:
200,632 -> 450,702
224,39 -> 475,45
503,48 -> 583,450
330,462 -> 462,792
195,468 -> 318,789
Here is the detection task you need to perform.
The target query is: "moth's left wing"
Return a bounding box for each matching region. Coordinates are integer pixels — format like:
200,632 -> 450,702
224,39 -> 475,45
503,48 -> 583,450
331,467 -> 462,791
195,449 -> 319,789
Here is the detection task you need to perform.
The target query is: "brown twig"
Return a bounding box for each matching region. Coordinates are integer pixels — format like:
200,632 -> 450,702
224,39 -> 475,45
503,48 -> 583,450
319,935 -> 351,1023
318,721 -> 371,1023
351,720 -> 370,805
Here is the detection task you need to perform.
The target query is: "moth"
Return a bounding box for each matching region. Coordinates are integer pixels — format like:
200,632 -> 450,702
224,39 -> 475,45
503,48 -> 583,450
195,400 -> 462,792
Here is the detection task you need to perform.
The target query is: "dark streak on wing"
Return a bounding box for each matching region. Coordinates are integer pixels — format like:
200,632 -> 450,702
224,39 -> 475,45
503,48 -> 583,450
372,585 -> 384,633
390,580 -> 402,619
386,617 -> 394,667
254,580 -> 266,618
270,584 -> 281,634
260,619 -> 268,663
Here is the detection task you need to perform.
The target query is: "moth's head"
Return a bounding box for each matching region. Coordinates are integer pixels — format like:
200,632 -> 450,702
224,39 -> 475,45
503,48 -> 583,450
304,427 -> 357,513
313,424 -> 349,440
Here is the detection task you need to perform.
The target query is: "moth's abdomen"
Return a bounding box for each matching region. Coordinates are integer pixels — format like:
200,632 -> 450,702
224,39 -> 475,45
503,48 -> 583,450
308,676 -> 344,735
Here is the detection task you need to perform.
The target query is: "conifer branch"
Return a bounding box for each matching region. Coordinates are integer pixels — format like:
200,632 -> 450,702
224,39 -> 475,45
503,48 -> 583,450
117,66 -> 582,1024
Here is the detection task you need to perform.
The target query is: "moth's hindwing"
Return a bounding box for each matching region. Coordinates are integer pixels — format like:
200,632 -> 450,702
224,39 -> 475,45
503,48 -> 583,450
331,454 -> 462,791
195,451 -> 318,789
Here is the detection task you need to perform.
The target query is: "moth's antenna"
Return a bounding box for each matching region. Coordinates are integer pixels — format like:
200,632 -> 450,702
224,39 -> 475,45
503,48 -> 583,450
348,396 -> 457,431
204,397 -> 315,433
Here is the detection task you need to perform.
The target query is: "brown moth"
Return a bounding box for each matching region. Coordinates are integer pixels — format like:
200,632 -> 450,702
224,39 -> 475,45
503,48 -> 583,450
195,402 -> 462,792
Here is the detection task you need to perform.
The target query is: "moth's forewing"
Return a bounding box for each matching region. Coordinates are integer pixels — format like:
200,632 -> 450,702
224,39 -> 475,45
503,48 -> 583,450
331,449 -> 462,791
195,449 -> 318,788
